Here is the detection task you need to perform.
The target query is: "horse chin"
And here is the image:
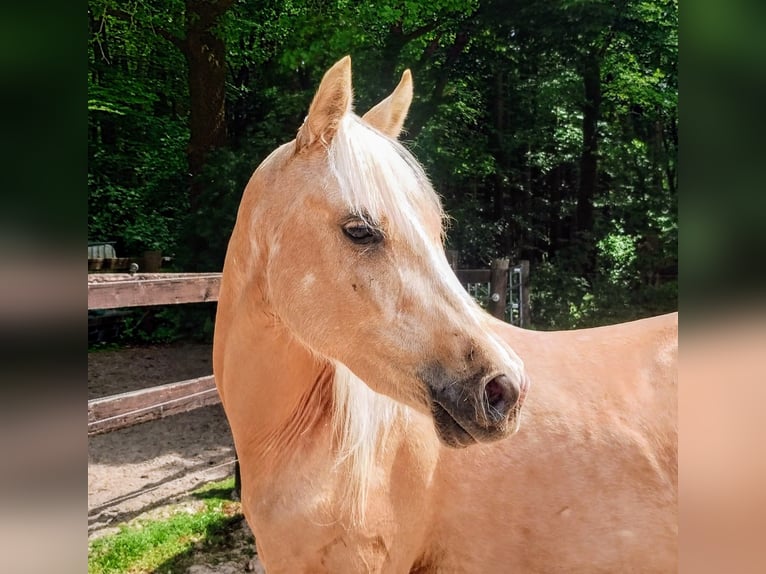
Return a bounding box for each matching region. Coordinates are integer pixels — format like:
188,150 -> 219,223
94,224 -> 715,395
431,401 -> 479,449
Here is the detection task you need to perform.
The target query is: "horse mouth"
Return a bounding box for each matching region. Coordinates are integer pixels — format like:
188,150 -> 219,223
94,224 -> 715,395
427,374 -> 529,449
430,400 -> 479,448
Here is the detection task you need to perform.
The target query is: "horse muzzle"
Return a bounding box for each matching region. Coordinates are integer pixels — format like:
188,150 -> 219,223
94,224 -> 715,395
422,367 -> 530,448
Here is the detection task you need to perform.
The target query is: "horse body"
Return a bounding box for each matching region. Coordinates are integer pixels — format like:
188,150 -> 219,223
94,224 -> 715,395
425,316 -> 677,572
213,57 -> 677,573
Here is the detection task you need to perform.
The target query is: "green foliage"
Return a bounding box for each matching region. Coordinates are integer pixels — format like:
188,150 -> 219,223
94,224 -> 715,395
174,148 -> 259,271
88,0 -> 677,332
116,308 -> 185,345
531,234 -> 677,330
88,304 -> 216,347
88,1 -> 189,256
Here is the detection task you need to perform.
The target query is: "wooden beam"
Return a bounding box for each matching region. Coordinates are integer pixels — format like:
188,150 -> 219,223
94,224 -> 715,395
487,258 -> 510,320
88,273 -> 221,310
88,257 -> 142,272
88,375 -> 220,435
518,260 -> 531,328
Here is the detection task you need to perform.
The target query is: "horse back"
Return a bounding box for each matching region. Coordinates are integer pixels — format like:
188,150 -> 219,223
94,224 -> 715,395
428,313 -> 679,572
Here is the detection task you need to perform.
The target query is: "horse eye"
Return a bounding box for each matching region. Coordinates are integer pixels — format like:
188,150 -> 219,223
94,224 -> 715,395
342,221 -> 382,245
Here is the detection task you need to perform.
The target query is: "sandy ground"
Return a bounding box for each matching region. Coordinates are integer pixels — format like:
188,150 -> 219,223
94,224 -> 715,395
88,343 -> 236,537
88,342 -> 266,571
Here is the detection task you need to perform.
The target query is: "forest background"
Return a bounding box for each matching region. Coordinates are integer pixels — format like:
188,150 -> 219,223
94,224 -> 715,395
87,0 -> 677,334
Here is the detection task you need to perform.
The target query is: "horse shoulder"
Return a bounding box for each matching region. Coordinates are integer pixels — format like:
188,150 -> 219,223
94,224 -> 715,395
245,413 -> 440,573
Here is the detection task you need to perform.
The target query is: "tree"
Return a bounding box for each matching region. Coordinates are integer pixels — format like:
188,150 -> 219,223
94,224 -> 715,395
89,0 -> 234,262
88,0 -> 677,330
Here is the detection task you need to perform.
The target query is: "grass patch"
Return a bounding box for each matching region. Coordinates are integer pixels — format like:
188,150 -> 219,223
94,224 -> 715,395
88,477 -> 242,574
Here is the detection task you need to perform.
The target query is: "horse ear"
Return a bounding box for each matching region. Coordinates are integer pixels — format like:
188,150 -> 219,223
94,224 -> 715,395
296,56 -> 353,150
362,69 -> 413,139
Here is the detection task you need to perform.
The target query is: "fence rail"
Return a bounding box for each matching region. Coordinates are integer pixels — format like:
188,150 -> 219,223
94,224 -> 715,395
88,272 -> 221,310
88,272 -> 223,436
88,375 -> 218,436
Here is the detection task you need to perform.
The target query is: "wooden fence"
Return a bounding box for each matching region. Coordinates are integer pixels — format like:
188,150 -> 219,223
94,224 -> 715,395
88,273 -> 222,436
88,272 -> 221,310
448,253 -> 531,327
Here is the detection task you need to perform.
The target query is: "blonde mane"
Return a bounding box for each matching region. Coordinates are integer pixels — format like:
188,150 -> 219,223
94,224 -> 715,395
331,361 -> 408,524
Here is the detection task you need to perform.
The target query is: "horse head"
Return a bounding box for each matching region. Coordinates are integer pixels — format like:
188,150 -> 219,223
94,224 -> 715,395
241,56 -> 529,448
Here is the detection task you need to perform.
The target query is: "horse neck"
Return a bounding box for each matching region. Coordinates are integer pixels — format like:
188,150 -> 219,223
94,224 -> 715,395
214,226 -> 333,466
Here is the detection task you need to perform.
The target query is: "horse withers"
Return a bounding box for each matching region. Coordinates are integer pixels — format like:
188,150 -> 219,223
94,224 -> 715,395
213,56 -> 677,573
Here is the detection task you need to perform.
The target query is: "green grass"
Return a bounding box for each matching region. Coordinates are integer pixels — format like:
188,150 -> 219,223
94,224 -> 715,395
88,477 -> 241,574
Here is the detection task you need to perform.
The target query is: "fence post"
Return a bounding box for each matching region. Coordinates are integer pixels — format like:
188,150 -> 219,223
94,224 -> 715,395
519,259 -> 531,328
488,257 -> 510,320
234,456 -> 242,499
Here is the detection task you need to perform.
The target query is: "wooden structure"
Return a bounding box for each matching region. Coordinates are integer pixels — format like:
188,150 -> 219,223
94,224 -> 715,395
448,252 -> 531,327
87,273 -> 221,435
88,374 -> 218,436
88,249 -> 165,273
88,272 -> 221,311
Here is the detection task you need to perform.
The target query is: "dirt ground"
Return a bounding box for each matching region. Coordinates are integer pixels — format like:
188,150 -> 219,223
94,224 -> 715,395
88,342 -> 263,572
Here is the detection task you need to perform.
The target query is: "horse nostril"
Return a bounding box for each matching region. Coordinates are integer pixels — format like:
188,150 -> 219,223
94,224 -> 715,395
483,374 -> 519,419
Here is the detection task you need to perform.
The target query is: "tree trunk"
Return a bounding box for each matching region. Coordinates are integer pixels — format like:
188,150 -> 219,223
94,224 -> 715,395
661,116 -> 678,196
379,24 -> 405,95
184,0 -> 232,211
407,30 -> 470,140
576,56 -> 601,238
549,164 -> 563,254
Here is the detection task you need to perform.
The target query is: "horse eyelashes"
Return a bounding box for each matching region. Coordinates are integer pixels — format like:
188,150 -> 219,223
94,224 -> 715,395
342,221 -> 383,244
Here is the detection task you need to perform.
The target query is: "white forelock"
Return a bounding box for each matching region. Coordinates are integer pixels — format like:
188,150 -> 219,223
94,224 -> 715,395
329,114 -> 445,243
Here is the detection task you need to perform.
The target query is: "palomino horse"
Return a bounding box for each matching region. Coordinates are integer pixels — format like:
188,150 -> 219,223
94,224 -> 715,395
213,56 -> 677,573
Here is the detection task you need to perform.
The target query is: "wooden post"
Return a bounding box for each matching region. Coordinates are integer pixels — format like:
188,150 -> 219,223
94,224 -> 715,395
234,457 -> 242,499
488,257 -> 510,321
142,250 -> 163,272
519,260 -> 531,328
